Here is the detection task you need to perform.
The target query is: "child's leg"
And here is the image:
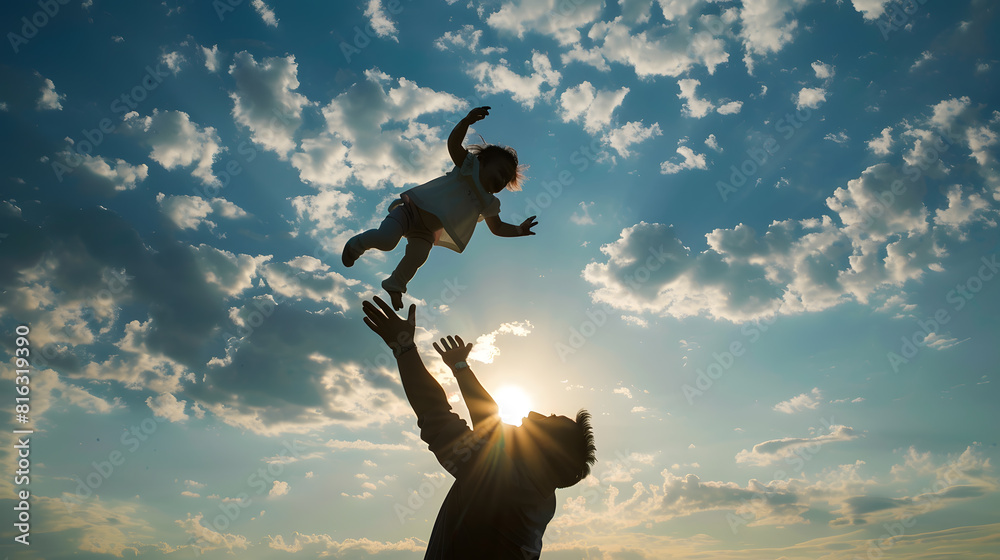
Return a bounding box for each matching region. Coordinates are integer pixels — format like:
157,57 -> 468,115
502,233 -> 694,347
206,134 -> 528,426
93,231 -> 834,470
382,235 -> 433,310
343,204 -> 407,267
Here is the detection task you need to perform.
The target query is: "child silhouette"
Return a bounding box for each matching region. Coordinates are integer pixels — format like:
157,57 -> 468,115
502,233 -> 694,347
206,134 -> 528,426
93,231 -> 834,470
343,106 -> 537,309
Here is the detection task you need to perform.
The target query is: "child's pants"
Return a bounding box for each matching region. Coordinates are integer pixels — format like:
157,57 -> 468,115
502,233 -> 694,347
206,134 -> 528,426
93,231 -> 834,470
355,199 -> 436,294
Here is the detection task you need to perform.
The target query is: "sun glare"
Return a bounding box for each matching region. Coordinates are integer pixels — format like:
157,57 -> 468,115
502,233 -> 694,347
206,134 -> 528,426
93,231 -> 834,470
494,385 -> 532,426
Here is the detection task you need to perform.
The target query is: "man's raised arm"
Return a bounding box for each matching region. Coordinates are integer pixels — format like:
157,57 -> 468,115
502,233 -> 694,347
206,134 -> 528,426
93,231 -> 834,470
434,336 -> 499,429
362,299 -> 474,475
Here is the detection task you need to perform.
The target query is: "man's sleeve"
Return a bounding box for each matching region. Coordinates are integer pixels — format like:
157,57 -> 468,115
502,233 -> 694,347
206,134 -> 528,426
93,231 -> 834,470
396,350 -> 487,477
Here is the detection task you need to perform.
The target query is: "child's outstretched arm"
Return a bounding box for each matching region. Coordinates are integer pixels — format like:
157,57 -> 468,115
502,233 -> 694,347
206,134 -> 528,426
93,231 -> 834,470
448,106 -> 491,167
485,214 -> 538,237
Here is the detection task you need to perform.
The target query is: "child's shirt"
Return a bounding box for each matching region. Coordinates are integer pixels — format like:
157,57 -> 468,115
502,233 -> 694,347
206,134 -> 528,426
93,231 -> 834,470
402,153 -> 501,253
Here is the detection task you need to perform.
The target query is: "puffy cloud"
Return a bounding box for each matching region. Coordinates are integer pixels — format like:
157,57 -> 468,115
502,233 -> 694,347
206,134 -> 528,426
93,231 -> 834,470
177,513 -> 249,553
811,60 -> 835,79
310,68 -> 465,189
772,387 -> 822,414
468,321 -> 533,364
660,143 -> 708,174
160,51 -> 186,74
266,534 -> 425,555
583,222 -> 783,322
796,87 -> 827,110
156,193 -> 248,231
677,79 -> 714,118
123,109 -> 224,185
37,75 -> 65,110
739,0 -> 808,73
364,0 -> 397,39
269,480 -> 290,497
717,100 -> 743,115
201,44 -> 221,72
705,134 -> 722,152
851,0 -> 890,20
55,148 -> 149,193
434,24 -> 483,52
229,52 -> 311,158
485,0 -> 604,45
146,392 -> 189,422
603,120 -> 662,158
259,256 -> 359,311
735,425 -> 860,466
469,51 -> 561,109
252,0 -> 278,26
934,184 -> 995,239
189,244 -> 269,297
867,126 -> 894,155
586,16 -> 729,78
560,82 -> 629,133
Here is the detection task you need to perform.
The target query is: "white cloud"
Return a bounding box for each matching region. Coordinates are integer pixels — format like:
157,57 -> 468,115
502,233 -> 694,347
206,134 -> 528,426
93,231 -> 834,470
468,321 -> 533,364
485,0 -> 604,46
660,143 -> 708,174
161,51 -> 186,74
252,0 -> 278,26
867,126 -> 894,155
202,44 -> 221,72
434,25 -> 482,51
123,109 -> 224,186
54,145 -> 148,192
260,256 -> 359,311
146,392 -> 188,422
614,387 -> 633,399
773,387 -> 822,413
579,16 -> 729,78
677,79 -> 714,118
796,87 -> 827,110
156,193 -> 248,231
469,51 -> 561,109
851,0 -> 890,20
559,82 -> 629,133
717,101 -> 743,115
811,60 -> 835,79
190,244 -> 270,297
825,131 -> 850,144
736,425 -> 860,466
364,0 -> 398,40
911,50 -> 935,72
705,134 -> 722,152
570,201 -> 596,225
602,121 -> 662,158
739,0 -> 808,73
37,76 -> 65,110
934,184 -> 994,239
269,480 -> 290,497
229,51 -> 311,158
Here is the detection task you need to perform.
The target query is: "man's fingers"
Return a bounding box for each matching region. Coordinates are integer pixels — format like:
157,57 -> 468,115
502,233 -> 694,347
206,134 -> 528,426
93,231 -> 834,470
362,317 -> 379,335
406,304 -> 416,325
455,335 -> 464,347
433,342 -> 443,355
371,296 -> 397,318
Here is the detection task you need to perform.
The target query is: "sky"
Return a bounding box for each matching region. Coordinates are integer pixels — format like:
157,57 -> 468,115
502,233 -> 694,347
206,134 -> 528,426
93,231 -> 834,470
0,0 -> 998,558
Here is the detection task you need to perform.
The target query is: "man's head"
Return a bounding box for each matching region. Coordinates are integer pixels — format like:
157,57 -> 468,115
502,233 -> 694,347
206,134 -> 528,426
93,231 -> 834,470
517,409 -> 596,489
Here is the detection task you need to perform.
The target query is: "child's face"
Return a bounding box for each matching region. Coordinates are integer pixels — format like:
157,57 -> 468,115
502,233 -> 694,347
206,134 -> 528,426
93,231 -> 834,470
480,153 -> 516,194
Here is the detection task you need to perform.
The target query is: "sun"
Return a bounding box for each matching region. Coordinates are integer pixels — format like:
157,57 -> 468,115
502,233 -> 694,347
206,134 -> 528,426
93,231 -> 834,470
494,385 -> 532,426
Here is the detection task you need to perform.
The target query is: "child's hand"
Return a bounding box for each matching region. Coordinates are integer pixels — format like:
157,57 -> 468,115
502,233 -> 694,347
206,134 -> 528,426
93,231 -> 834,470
462,106 -> 492,124
433,335 -> 473,369
516,216 -> 538,236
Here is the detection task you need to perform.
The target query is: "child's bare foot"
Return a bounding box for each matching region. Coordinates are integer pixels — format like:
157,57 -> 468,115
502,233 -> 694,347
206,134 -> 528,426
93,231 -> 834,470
342,236 -> 363,267
385,289 -> 404,310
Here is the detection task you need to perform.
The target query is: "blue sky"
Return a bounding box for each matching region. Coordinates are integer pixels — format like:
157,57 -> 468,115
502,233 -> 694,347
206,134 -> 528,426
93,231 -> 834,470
1,0 -> 999,558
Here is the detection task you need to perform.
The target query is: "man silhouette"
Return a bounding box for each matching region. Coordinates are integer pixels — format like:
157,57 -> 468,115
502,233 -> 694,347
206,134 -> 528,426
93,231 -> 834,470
362,297 -> 596,559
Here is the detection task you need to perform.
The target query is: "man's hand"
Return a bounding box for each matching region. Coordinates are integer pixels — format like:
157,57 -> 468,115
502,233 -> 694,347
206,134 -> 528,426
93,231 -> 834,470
517,215 -> 538,236
362,297 -> 416,354
433,336 -> 473,369
462,106 -> 491,125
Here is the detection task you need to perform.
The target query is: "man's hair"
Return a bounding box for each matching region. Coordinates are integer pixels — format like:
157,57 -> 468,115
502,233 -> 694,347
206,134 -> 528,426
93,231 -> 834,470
467,143 -> 527,191
550,409 -> 597,488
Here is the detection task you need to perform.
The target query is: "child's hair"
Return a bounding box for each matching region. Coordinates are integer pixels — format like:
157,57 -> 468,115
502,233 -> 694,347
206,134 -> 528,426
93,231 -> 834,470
468,142 -> 528,192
